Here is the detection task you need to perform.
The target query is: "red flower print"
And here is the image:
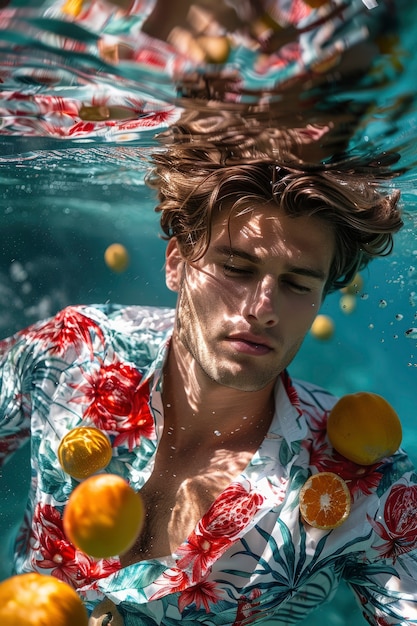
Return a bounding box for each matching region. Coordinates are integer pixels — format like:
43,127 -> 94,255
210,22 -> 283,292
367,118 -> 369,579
69,357 -> 155,449
25,306 -> 105,359
0,428 -> 30,466
367,483 -> 417,562
317,451 -> 383,501
233,588 -> 262,625
178,579 -> 224,613
303,405 -> 328,446
31,504 -> 119,588
176,531 -> 232,580
148,568 -> 191,602
200,481 -> 264,540
281,370 -> 302,416
176,481 -> 264,580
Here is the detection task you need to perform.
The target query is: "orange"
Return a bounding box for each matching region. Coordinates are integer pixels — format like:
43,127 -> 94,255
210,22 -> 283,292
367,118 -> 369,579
63,473 -> 144,558
0,572 -> 88,625
104,243 -> 130,273
327,392 -> 402,465
299,472 -> 351,530
58,426 -> 113,480
310,314 -> 335,340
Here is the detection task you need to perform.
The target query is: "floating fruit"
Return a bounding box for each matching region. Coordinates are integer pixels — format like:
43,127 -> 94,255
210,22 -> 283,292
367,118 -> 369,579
327,392 -> 402,465
63,473 -> 145,558
196,35 -> 231,64
0,572 -> 88,626
299,472 -> 351,530
341,273 -> 364,295
339,293 -> 356,314
310,314 -> 334,340
104,243 -> 130,273
58,426 -> 113,480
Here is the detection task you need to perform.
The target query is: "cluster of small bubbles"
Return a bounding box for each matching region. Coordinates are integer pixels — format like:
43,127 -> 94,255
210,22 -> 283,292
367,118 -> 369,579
409,292 -> 417,307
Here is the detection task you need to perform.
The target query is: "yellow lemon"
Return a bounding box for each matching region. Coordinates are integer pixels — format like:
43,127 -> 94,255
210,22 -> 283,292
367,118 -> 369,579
310,314 -> 335,340
327,392 -> 402,465
104,243 -> 130,273
0,573 -> 88,626
58,426 -> 113,480
63,474 -> 145,558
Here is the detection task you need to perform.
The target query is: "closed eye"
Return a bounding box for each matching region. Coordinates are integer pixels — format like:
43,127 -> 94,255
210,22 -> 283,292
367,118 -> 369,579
223,263 -> 253,276
282,279 -> 312,294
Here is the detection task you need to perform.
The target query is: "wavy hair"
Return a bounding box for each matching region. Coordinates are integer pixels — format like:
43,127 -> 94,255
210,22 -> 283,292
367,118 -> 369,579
146,114 -> 403,293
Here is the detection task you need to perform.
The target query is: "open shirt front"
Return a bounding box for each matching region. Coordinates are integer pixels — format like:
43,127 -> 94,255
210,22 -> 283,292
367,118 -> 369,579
0,304 -> 416,625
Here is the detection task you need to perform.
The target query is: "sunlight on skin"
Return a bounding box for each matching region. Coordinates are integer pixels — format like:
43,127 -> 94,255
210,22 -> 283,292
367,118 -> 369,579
120,202 -> 336,567
167,202 -> 335,398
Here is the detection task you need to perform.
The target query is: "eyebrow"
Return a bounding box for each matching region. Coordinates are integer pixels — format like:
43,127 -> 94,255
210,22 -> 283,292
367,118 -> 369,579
214,245 -> 328,281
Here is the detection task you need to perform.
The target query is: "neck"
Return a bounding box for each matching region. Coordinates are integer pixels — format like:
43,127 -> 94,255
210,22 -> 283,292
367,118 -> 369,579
161,336 -> 276,445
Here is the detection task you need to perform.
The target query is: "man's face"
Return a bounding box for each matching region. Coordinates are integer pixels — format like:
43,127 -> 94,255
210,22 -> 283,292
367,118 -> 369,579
166,202 -> 335,392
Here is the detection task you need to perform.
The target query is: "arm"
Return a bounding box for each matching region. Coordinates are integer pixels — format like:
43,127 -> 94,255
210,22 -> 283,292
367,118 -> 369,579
0,332 -> 33,467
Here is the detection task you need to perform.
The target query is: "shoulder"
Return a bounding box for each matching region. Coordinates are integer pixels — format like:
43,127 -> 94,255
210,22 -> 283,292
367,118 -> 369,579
0,304 -> 175,366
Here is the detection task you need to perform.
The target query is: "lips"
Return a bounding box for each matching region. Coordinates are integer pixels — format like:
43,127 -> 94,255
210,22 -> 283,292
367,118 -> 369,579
226,334 -> 274,356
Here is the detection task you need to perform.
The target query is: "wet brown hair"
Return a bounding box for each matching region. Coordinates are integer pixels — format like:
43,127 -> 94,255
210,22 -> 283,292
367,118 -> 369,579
146,111 -> 403,294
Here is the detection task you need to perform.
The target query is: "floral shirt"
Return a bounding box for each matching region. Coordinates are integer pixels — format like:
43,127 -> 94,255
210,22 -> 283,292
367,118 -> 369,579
1,304 -> 417,626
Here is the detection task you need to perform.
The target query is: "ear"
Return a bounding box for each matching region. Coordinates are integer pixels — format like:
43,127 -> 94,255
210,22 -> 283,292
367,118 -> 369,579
165,238 -> 184,292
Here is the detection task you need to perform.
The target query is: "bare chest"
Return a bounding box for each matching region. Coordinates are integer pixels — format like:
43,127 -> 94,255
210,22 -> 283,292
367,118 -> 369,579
120,445 -> 253,566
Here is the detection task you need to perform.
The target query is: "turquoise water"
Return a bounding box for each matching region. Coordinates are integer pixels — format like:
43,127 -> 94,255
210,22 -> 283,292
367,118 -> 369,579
1,153 -> 416,625
1,1 -> 417,624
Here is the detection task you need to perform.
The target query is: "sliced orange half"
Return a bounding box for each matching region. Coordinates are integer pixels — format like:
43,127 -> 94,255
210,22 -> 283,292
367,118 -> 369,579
299,471 -> 351,530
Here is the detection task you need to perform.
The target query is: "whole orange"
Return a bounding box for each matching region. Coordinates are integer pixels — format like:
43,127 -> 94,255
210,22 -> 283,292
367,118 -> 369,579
0,572 -> 88,626
104,243 -> 130,273
58,426 -> 113,480
327,392 -> 402,465
63,473 -> 144,558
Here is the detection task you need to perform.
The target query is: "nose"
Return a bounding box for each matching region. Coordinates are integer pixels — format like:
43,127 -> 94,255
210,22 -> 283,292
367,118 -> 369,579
243,276 -> 279,328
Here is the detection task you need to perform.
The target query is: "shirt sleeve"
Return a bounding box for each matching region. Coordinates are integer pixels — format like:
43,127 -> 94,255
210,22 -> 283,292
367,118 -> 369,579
343,453 -> 417,624
0,332 -> 33,467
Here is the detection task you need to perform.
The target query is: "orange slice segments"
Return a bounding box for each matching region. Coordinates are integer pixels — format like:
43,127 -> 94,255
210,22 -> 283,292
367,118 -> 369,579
299,471 -> 351,530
